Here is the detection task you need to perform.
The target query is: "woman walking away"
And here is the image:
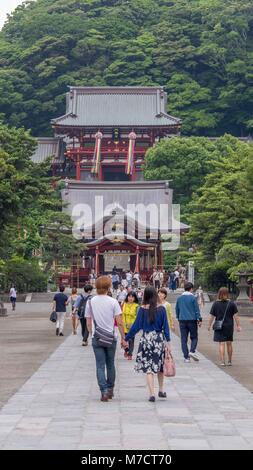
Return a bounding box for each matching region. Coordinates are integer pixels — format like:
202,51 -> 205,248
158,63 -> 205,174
123,287 -> 171,402
208,287 -> 241,366
68,287 -> 79,335
158,288 -> 175,332
9,285 -> 17,311
122,291 -> 139,360
85,276 -> 125,402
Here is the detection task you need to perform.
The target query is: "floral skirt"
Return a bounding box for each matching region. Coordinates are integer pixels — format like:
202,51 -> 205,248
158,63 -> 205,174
135,331 -> 165,374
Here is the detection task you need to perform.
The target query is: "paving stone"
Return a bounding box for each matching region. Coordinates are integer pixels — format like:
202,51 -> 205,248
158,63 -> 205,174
1,330 -> 253,450
168,438 -> 211,450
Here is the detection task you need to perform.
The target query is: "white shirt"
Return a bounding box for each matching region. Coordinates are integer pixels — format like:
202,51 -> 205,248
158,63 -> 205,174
126,273 -> 132,281
117,290 -> 127,303
174,270 -> 180,279
10,288 -> 17,298
85,295 -> 122,338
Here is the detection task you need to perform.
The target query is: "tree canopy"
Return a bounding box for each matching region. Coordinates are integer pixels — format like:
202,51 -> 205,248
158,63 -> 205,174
144,134 -> 253,287
0,122 -> 83,290
0,0 -> 252,136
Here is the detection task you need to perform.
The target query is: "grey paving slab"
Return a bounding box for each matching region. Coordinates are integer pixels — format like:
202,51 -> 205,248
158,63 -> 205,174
0,331 -> 253,450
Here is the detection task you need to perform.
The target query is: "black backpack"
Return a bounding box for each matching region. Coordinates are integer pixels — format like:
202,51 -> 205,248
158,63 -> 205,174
78,294 -> 91,319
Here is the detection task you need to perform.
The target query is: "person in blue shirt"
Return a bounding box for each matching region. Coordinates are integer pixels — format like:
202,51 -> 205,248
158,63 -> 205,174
175,282 -> 202,362
123,286 -> 171,403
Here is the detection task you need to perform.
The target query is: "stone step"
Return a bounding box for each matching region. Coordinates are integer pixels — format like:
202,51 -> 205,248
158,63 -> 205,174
31,293 -> 56,303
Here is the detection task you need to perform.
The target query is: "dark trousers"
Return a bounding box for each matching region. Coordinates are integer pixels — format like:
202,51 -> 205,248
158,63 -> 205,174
125,337 -> 135,356
92,338 -> 117,394
154,280 -> 160,289
80,317 -> 89,342
179,320 -> 198,359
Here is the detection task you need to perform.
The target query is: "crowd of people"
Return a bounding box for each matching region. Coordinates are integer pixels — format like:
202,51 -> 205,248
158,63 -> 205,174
51,273 -> 253,403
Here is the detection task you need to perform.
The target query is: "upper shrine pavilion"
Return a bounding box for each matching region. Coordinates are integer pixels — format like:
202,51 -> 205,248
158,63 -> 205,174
32,86 -> 185,285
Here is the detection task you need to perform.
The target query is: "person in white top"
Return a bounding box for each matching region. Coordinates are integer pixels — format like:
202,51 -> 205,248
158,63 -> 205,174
159,270 -> 164,287
9,286 -> 17,311
151,269 -> 160,289
85,276 -> 125,402
117,286 -> 128,305
174,269 -> 180,289
126,271 -> 132,287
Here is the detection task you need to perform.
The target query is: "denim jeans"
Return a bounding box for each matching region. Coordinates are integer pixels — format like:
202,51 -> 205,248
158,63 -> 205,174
179,320 -> 198,359
92,338 -> 117,394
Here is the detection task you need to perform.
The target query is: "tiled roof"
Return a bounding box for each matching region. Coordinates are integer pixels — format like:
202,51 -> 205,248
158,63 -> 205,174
31,138 -> 64,163
52,87 -> 181,128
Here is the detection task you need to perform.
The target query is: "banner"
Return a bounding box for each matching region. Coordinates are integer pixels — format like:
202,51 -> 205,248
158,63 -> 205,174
91,131 -> 103,174
126,131 -> 137,175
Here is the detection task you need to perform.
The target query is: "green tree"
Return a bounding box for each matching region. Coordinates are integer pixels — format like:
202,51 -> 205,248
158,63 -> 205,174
188,136 -> 253,287
0,0 -> 252,136
144,136 -> 220,213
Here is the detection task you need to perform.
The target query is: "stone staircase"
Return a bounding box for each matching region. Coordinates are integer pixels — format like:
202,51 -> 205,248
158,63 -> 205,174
30,292 -> 56,303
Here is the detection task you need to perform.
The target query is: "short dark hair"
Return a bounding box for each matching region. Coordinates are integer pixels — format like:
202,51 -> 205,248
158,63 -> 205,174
84,284 -> 93,293
59,285 -> 65,292
184,282 -> 194,291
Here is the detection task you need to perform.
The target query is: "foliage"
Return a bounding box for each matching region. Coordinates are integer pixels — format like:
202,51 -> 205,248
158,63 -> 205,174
0,122 -> 84,288
0,0 -> 252,136
3,256 -> 48,292
187,137 -> 253,287
144,136 -> 221,213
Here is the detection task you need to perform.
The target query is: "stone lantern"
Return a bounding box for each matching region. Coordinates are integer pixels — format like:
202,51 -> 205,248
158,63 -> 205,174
236,271 -> 253,316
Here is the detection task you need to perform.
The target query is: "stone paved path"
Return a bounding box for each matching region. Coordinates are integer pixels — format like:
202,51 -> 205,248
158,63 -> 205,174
0,331 -> 253,450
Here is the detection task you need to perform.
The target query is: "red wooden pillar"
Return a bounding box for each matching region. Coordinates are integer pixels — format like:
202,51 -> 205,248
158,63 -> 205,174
95,246 -> 100,277
76,155 -> 81,180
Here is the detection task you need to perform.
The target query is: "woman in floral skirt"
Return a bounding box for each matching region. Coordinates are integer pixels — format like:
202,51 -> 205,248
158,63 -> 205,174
123,286 -> 171,402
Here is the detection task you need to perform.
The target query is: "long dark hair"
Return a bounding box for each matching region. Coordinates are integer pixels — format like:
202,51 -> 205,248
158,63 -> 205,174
125,291 -> 138,304
142,286 -> 158,323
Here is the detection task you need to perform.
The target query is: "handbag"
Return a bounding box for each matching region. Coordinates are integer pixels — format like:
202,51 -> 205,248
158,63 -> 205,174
213,301 -> 230,331
89,300 -> 115,348
163,347 -> 176,377
50,310 -> 57,323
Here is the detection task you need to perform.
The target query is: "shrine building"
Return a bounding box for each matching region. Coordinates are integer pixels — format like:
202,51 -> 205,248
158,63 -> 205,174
32,86 -> 185,285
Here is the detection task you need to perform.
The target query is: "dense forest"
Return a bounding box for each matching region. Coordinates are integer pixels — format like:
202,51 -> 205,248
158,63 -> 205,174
0,0 -> 253,290
0,0 -> 253,137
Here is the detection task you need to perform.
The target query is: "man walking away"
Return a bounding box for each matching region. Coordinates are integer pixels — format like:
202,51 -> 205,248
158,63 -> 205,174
85,276 -> 125,402
52,286 -> 68,336
9,285 -> 17,311
74,284 -> 93,346
176,282 -> 202,362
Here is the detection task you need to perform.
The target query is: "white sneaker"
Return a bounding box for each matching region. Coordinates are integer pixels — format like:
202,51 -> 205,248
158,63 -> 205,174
184,358 -> 191,363
189,352 -> 199,362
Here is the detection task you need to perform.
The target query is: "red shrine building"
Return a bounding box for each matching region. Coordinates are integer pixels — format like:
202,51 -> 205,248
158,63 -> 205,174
32,86 -> 184,285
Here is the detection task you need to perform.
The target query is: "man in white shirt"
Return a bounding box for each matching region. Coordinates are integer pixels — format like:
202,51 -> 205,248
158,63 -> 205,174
151,269 -> 160,289
117,286 -> 127,305
86,276 -> 125,402
174,269 -> 180,289
126,271 -> 132,287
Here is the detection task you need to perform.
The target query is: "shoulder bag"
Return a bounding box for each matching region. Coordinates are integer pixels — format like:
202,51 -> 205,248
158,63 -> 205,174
213,301 -> 230,331
50,310 -> 57,323
89,300 -> 115,348
164,346 -> 176,377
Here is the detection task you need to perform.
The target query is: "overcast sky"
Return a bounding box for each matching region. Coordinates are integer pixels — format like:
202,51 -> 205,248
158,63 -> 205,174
0,0 -> 32,29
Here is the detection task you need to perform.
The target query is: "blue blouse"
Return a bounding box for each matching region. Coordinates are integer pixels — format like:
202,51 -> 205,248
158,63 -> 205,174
125,306 -> 170,342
